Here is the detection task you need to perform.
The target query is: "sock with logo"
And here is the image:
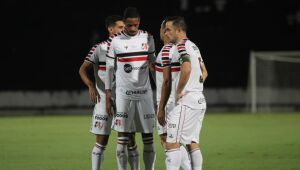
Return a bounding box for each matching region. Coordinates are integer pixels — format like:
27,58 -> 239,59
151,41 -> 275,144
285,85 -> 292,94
165,148 -> 182,170
190,148 -> 203,170
180,145 -> 191,170
91,143 -> 106,170
116,137 -> 129,170
143,136 -> 156,170
128,144 -> 140,170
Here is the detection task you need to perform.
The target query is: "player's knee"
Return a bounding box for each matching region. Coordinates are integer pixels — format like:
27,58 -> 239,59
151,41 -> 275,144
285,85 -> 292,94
127,133 -> 136,147
187,142 -> 199,152
95,135 -> 109,146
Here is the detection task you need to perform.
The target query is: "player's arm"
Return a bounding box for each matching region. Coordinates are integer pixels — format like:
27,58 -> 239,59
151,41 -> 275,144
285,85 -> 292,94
157,65 -> 171,126
176,54 -> 191,103
200,61 -> 208,83
198,55 -> 208,83
79,61 -> 99,103
148,34 -> 156,80
105,38 -> 116,116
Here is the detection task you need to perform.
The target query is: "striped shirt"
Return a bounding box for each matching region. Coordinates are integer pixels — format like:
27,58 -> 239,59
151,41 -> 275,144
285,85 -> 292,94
155,43 -> 180,105
106,30 -> 155,99
85,40 -> 108,96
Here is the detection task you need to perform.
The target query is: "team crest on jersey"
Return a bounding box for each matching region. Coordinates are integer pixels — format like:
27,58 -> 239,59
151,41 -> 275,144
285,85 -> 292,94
94,121 -> 103,129
141,43 -> 149,50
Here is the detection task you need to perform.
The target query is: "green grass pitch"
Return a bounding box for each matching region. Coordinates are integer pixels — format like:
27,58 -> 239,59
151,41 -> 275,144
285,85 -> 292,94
0,113 -> 300,170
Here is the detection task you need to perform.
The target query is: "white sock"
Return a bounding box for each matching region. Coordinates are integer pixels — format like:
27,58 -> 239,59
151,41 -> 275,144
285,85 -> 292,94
165,149 -> 182,170
190,149 -> 203,170
143,136 -> 156,170
180,145 -> 191,170
91,143 -> 106,170
128,145 -> 140,170
116,137 -> 129,170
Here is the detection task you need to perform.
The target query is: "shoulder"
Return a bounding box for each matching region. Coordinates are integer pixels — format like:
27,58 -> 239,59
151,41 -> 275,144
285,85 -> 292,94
107,32 -> 123,43
139,30 -> 153,38
162,43 -> 174,51
176,39 -> 188,53
99,40 -> 109,51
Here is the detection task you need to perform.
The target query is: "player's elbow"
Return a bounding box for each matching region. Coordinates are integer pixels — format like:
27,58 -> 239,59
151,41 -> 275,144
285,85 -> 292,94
79,65 -> 85,77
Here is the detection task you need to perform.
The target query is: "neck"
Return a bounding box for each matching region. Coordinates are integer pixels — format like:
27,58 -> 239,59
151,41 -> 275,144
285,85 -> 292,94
163,40 -> 170,45
125,29 -> 137,36
175,33 -> 187,44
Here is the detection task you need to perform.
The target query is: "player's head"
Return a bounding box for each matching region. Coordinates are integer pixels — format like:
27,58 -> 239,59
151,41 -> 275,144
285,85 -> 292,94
160,19 -> 170,43
164,16 -> 187,44
105,15 -> 125,36
123,7 -> 140,36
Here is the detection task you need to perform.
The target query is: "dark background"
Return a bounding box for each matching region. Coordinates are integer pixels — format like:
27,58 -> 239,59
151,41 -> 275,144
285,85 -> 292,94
2,0 -> 300,90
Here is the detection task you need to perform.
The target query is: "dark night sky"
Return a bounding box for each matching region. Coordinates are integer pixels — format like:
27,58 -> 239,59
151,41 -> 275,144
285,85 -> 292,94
2,0 -> 300,90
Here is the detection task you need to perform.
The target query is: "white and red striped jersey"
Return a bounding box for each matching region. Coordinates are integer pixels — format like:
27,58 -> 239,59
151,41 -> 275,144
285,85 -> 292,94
155,43 -> 180,105
105,30 -> 155,100
85,40 -> 108,96
174,38 -> 205,109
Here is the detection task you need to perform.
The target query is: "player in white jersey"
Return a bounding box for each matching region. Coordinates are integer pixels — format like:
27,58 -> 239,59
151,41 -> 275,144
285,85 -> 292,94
156,19 -> 191,170
79,15 -> 135,170
105,7 -> 156,170
159,16 -> 208,170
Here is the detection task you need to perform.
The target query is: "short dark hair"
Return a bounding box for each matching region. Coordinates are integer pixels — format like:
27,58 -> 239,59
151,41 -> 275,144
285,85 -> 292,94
165,16 -> 187,32
105,15 -> 123,28
123,7 -> 140,20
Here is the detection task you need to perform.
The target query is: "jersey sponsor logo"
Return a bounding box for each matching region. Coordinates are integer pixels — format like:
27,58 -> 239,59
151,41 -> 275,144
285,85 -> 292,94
124,64 -> 147,73
125,90 -> 148,95
94,121 -> 104,129
141,43 -> 149,50
168,123 -> 176,128
144,114 -> 155,119
94,115 -> 108,121
116,112 -> 129,118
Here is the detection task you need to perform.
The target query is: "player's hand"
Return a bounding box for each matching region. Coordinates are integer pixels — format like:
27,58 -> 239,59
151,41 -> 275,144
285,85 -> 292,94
157,109 -> 166,126
175,91 -> 185,104
149,62 -> 155,72
88,85 -> 100,103
106,90 -> 112,117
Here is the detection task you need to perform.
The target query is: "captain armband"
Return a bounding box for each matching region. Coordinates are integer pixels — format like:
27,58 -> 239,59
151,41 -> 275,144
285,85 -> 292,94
179,54 -> 191,64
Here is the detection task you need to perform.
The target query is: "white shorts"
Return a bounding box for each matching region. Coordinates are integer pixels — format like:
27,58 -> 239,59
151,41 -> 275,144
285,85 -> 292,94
166,102 -> 206,145
90,97 -> 113,135
157,102 -> 176,135
112,94 -> 155,133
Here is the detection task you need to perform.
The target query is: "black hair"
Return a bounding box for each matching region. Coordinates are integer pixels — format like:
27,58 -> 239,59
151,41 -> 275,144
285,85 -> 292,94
105,15 -> 123,28
165,16 -> 187,32
123,7 -> 140,20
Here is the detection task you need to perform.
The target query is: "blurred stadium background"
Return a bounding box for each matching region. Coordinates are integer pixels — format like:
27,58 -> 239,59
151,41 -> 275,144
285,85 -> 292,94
2,0 -> 300,113
1,1 -> 300,170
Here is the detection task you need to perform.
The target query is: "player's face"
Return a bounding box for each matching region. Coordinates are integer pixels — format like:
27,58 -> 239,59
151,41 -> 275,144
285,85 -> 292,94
160,26 -> 165,41
111,21 -> 125,34
164,21 -> 178,44
124,17 -> 140,36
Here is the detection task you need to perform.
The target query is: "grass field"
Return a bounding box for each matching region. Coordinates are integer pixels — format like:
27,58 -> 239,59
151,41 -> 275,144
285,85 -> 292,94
0,113 -> 300,170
